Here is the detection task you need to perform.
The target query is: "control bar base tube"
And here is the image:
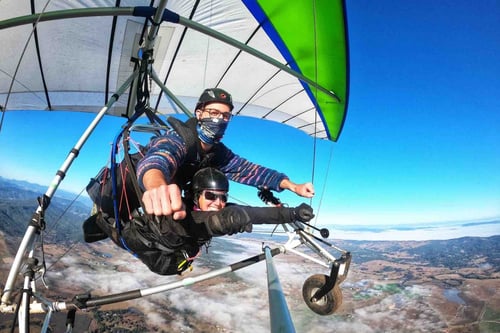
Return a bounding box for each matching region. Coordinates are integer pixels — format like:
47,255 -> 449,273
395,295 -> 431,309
264,246 -> 296,333
73,247 -> 283,309
1,69 -> 138,306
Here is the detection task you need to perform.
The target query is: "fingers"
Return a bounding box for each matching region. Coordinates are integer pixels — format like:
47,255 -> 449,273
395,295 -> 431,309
297,182 -> 315,198
141,185 -> 170,216
168,185 -> 186,220
167,184 -> 183,211
141,184 -> 186,218
141,191 -> 155,215
173,202 -> 187,220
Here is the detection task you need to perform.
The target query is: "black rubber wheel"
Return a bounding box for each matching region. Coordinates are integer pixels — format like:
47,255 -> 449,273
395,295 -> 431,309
302,274 -> 343,315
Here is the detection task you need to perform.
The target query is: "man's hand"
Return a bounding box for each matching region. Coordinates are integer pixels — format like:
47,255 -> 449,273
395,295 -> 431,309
279,179 -> 315,198
294,182 -> 315,198
141,184 -> 186,220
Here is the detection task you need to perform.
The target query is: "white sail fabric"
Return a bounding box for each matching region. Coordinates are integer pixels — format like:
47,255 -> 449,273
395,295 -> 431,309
0,0 -> 348,140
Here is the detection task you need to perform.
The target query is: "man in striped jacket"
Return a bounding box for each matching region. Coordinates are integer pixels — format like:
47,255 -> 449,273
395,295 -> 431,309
137,87 -> 315,221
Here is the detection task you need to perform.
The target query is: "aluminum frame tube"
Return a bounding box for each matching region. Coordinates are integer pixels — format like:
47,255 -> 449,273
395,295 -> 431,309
264,246 -> 296,333
1,69 -> 139,306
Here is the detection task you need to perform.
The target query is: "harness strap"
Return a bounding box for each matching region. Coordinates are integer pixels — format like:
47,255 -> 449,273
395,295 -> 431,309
167,116 -> 198,163
133,228 -> 174,253
122,127 -> 144,219
109,112 -> 205,257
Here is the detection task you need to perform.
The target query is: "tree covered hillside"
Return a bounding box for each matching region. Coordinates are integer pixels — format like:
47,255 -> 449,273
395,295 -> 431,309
0,177 -> 92,243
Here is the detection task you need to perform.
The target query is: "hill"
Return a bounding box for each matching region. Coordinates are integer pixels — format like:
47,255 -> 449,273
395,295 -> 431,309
1,178 -> 499,332
0,177 -> 92,243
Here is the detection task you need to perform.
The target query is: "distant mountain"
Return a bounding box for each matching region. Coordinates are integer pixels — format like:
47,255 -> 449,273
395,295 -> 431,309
0,177 -> 93,243
333,236 -> 500,270
328,219 -> 500,232
239,232 -> 500,271
404,236 -> 500,269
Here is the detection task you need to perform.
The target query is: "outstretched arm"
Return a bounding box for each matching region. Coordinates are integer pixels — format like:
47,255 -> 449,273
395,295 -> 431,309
279,179 -> 315,198
215,144 -> 315,198
137,132 -> 188,220
190,204 -> 314,236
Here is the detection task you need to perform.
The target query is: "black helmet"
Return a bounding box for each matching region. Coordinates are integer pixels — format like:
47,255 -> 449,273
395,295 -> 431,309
196,88 -> 234,111
192,167 -> 229,193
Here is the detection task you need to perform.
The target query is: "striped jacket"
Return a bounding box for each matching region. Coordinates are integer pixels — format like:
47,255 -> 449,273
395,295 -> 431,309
136,118 -> 288,193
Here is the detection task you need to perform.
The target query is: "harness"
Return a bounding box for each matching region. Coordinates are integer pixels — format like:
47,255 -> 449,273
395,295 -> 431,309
85,109 -> 214,274
165,116 -> 226,201
166,116 -> 198,164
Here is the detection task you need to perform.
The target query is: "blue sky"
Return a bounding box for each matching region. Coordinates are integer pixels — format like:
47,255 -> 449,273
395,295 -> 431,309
1,0 -> 499,227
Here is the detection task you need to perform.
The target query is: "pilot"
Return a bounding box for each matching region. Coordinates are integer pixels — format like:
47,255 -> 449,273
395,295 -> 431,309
85,167 -> 314,275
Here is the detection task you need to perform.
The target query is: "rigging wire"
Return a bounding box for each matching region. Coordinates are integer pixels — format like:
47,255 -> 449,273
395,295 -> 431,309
315,144 -> 335,226
104,0 -> 121,105
40,144 -> 113,273
0,0 -> 52,133
37,187 -> 92,276
202,0 -> 214,88
155,0 -> 201,112
46,187 -> 87,234
30,0 -> 52,111
42,242 -> 78,274
310,0 -> 321,226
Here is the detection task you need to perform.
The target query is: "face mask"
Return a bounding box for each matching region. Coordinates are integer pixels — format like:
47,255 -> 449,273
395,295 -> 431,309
197,117 -> 228,144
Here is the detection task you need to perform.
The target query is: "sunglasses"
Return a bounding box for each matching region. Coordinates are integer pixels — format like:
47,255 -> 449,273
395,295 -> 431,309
203,190 -> 228,203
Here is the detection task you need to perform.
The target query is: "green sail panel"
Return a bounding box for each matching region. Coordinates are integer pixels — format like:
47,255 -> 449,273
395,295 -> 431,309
245,0 -> 349,141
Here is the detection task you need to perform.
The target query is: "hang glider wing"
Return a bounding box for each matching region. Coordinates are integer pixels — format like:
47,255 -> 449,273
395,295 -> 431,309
0,0 -> 349,141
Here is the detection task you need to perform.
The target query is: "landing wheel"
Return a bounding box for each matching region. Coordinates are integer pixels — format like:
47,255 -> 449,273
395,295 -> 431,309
302,274 -> 343,315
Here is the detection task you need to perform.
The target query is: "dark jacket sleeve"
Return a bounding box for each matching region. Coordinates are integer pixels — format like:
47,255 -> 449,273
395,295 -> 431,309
188,205 -> 295,236
152,204 -> 310,238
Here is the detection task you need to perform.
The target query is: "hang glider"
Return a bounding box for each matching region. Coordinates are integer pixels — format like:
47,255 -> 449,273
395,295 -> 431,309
0,1 -> 351,332
0,0 -> 348,141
